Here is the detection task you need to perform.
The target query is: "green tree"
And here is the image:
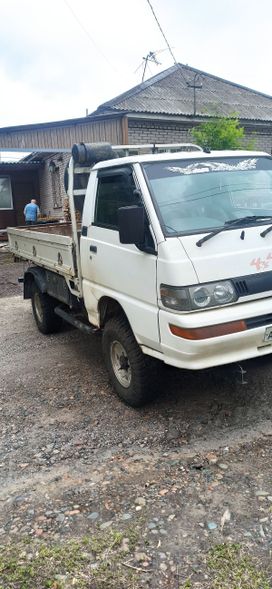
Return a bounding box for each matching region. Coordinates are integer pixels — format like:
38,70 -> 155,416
191,116 -> 249,150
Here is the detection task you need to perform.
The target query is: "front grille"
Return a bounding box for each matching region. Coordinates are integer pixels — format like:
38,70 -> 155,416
246,313 -> 272,329
234,280 -> 249,296
231,271 -> 272,297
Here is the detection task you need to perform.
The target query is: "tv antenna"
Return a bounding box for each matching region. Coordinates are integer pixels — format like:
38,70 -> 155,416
135,49 -> 167,82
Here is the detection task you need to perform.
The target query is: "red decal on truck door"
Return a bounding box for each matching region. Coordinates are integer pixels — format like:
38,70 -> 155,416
250,256 -> 270,272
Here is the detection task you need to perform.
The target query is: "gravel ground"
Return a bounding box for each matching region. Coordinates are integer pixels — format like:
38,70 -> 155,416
1,249 -> 272,588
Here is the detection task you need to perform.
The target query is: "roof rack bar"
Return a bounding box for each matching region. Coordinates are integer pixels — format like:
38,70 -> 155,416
111,143 -> 202,155
71,142 -> 203,169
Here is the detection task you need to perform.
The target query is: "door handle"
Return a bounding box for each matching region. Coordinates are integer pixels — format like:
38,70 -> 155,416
89,245 -> 97,253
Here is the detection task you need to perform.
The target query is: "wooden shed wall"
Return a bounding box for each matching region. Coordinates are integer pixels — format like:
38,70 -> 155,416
0,117 -> 128,150
0,169 -> 40,229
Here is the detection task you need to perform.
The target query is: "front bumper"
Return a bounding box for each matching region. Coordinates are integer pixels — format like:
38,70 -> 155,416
159,297 -> 272,369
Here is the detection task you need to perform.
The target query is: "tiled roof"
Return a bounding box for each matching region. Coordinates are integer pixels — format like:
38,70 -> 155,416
93,64 -> 272,122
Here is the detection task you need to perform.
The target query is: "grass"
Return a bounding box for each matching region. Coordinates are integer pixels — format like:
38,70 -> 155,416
179,543 -> 270,589
0,536 -> 270,589
0,528 -> 139,589
207,543 -> 270,589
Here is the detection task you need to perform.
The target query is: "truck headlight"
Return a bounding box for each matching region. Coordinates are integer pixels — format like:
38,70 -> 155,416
213,283 -> 236,305
160,280 -> 237,311
191,286 -> 211,308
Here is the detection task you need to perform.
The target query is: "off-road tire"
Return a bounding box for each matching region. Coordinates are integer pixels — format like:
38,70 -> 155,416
102,316 -> 156,407
31,283 -> 63,334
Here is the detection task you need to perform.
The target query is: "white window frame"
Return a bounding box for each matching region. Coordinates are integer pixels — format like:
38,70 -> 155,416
0,176 -> 13,210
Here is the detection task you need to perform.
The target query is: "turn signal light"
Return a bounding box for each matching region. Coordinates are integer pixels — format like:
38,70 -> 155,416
169,320 -> 247,340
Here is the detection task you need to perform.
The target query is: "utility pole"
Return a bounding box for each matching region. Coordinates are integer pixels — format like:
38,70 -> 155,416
187,73 -> 203,116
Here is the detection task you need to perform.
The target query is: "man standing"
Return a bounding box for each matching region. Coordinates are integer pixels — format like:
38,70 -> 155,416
24,199 -> 40,225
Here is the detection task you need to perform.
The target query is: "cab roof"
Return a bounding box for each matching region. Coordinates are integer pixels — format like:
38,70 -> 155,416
93,150 -> 270,170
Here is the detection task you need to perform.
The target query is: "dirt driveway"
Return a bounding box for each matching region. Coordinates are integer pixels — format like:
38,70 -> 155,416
1,249 -> 272,588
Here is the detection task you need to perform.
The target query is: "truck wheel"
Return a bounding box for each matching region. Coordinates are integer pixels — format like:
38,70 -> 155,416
102,317 -> 155,407
31,283 -> 62,334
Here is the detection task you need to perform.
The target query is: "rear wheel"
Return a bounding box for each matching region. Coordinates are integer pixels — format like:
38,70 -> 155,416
102,316 -> 156,407
31,283 -> 62,334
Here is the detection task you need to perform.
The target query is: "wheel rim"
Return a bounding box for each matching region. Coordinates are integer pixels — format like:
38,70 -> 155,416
110,340 -> 132,388
33,291 -> 43,324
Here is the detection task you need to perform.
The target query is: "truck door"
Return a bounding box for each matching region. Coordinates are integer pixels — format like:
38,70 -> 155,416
80,165 -> 160,351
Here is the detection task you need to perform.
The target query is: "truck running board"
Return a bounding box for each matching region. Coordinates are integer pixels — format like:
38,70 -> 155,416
54,306 -> 99,335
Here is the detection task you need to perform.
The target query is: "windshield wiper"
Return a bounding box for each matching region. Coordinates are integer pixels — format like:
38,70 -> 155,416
196,216 -> 272,247
260,221 -> 272,238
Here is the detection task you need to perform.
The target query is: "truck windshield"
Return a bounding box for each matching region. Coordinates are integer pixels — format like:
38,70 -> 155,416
142,156 -> 272,235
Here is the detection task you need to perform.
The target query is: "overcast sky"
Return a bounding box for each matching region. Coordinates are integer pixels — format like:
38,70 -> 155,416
0,0 -> 271,129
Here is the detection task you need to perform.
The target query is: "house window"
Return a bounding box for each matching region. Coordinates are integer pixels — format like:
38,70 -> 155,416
0,176 -> 13,210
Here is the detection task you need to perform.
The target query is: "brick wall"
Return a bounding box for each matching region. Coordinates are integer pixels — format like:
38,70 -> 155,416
128,120 -> 192,145
128,119 -> 272,154
243,128 -> 272,154
39,153 -> 70,218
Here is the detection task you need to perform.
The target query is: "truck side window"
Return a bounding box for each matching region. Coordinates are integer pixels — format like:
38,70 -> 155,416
94,171 -> 138,229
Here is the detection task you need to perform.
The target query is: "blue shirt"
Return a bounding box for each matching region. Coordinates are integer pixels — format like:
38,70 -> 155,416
24,203 -> 39,222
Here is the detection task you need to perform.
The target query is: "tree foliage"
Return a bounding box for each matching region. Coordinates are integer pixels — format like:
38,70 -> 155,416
191,116 -> 247,150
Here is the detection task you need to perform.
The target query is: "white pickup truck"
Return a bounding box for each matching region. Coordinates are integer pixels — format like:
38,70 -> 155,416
8,142 -> 272,406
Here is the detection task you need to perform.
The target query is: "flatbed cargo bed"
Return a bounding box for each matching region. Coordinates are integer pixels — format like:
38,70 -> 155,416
7,223 -> 79,278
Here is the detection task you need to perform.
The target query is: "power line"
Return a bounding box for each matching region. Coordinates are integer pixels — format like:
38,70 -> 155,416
145,0 -> 232,114
145,0 -> 227,111
146,0 -> 177,65
145,2 -> 192,88
63,0 -> 116,71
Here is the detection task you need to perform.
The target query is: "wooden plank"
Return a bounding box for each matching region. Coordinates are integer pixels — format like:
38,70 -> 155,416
0,117 -> 124,149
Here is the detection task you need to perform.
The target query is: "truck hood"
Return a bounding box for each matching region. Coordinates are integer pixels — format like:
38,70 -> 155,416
179,225 -> 272,282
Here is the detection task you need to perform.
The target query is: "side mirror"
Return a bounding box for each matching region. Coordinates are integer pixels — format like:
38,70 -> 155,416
118,205 -> 145,244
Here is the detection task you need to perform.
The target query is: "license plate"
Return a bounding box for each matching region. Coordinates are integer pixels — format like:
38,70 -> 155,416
263,326 -> 272,342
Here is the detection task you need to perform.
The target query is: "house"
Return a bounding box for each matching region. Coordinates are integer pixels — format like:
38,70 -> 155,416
1,63 -> 272,230
92,63 -> 272,153
1,63 -> 272,152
